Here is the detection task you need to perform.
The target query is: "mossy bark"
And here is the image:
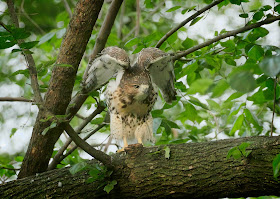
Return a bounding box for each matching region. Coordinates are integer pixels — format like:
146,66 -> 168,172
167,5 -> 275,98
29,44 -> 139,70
2,136 -> 280,198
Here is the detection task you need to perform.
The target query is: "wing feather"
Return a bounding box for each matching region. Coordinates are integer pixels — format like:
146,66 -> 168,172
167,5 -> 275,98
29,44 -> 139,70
82,47 -> 129,92
138,47 -> 176,103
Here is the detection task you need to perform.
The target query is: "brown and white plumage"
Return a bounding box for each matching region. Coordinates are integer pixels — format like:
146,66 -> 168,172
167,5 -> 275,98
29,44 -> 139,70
82,47 -> 130,92
138,47 -> 176,103
82,47 -> 176,151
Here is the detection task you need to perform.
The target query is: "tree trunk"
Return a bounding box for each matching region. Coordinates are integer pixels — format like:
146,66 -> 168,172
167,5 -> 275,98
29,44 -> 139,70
18,0 -> 104,178
3,136 -> 280,198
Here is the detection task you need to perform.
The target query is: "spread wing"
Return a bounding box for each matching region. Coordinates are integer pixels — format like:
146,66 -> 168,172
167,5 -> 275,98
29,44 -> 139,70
82,47 -> 130,93
137,47 -> 176,103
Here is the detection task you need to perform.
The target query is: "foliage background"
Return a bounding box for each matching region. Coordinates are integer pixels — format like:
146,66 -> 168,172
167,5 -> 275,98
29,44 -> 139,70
0,0 -> 280,191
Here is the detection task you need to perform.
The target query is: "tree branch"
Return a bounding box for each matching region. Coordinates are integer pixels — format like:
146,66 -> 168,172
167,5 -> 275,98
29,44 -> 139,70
135,0 -> 140,37
67,0 -> 124,123
48,123 -> 106,170
122,2 -> 164,42
156,0 -> 225,48
48,105 -> 106,170
83,0 -> 124,79
6,0 -> 43,106
18,0 -> 104,179
62,0 -> 73,18
172,15 -> 280,60
62,122 -> 113,169
2,136 -> 280,198
0,97 -> 33,102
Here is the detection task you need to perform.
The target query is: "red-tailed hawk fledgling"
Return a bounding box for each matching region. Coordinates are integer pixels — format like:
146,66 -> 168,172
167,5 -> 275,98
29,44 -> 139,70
83,47 -> 176,151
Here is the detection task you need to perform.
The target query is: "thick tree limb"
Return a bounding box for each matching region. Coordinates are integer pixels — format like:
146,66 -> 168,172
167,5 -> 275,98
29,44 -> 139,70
156,0 -> 225,48
1,136 -> 280,198
0,97 -> 33,102
18,0 -> 104,179
173,15 -> 280,60
6,0 -> 43,105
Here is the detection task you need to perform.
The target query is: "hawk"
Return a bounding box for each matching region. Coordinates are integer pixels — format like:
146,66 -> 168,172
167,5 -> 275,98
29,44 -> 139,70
83,47 -> 176,151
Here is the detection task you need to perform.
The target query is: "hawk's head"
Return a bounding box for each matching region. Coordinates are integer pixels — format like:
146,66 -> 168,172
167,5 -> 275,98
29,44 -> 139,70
119,66 -> 153,103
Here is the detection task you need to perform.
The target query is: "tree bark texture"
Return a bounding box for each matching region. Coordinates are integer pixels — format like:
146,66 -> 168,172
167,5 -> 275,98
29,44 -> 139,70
3,136 -> 280,198
18,0 -> 104,178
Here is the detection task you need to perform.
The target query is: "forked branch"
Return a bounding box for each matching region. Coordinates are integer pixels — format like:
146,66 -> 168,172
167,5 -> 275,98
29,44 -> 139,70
156,0 -> 225,48
172,15 -> 280,60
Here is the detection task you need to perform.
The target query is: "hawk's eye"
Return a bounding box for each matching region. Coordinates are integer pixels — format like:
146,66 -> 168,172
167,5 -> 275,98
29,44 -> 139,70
133,85 -> 140,89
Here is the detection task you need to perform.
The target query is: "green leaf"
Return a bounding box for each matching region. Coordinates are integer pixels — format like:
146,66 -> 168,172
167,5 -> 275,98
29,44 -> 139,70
225,57 -> 236,66
275,4 -> 280,13
182,37 -> 195,49
224,92 -> 244,103
244,108 -> 262,131
230,0 -> 241,5
166,6 -> 181,12
124,37 -> 140,48
230,114 -> 244,135
253,11 -> 264,21
0,41 -> 16,49
227,147 -> 242,159
190,16 -> 203,26
11,69 -> 30,78
273,153 -> 280,179
19,41 -> 39,49
189,96 -> 209,110
164,146 -> 170,159
55,63 -> 73,68
220,40 -> 235,49
10,128 -> 17,138
259,55 -> 280,77
239,13 -> 248,18
206,99 -> 220,111
238,142 -> 252,157
42,126 -> 50,135
69,162 -> 88,175
187,78 -> 213,94
182,102 -> 197,121
15,156 -> 24,162
211,79 -> 230,98
11,27 -> 31,40
104,180 -> 117,194
247,45 -> 264,61
229,71 -> 257,93
91,117 -> 104,124
38,32 -> 56,45
161,120 -> 172,135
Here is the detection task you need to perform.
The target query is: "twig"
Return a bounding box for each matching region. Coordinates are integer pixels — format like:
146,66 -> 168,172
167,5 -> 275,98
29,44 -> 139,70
135,0 -> 140,37
122,2 -> 164,42
0,97 -> 33,102
271,77 -> 277,136
0,166 -> 20,171
20,0 -> 45,34
172,15 -> 280,60
62,123 -> 113,169
156,0 -> 225,48
48,105 -> 106,170
62,0 -> 73,18
83,0 -> 124,80
103,135 -> 113,153
6,0 -> 43,106
117,1 -> 125,39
